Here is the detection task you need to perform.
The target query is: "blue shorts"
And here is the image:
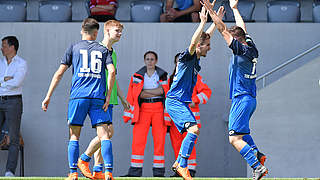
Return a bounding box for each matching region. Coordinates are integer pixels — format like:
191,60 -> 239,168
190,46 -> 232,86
228,94 -> 256,135
67,98 -> 113,128
165,97 -> 197,133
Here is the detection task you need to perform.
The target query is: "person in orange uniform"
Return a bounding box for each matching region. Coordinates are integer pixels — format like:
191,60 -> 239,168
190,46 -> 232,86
168,53 -> 212,177
123,51 -> 170,177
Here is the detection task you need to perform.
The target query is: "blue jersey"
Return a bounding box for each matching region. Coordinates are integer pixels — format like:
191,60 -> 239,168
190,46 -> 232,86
176,0 -> 193,10
167,49 -> 200,102
61,40 -> 113,100
228,34 -> 258,99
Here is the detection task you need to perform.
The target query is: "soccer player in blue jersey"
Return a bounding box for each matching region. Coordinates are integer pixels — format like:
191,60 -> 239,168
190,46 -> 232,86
202,0 -> 268,179
41,18 -> 116,180
165,4 -> 223,180
77,20 -> 130,180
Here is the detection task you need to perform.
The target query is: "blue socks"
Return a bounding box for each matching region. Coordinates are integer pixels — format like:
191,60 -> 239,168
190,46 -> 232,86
80,153 -> 91,162
93,164 -> 104,172
240,144 -> 260,169
101,140 -> 113,173
242,135 -> 258,154
68,140 -> 79,173
178,133 -> 197,168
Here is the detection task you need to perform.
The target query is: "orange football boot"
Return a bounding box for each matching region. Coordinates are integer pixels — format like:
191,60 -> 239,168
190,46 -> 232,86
176,165 -> 193,180
105,172 -> 114,180
65,172 -> 78,180
93,171 -> 105,180
77,158 -> 93,179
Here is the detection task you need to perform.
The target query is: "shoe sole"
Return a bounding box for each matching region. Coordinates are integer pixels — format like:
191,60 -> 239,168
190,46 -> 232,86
78,170 -> 94,179
176,167 -> 193,180
77,162 -> 94,179
258,169 -> 268,180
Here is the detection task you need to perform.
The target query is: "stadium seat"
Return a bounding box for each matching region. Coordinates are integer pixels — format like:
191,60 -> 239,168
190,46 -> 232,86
313,0 -> 320,22
39,0 -> 72,22
267,0 -> 301,22
221,0 -> 255,22
130,0 -> 163,22
0,0 -> 27,22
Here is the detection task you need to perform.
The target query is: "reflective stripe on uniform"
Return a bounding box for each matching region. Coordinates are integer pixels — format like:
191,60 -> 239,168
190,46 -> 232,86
133,77 -> 142,84
200,92 -> 209,102
124,112 -> 133,118
131,162 -> 143,167
188,159 -> 196,164
131,155 -> 144,160
159,80 -> 168,85
153,155 -> 164,160
193,112 -> 200,117
197,94 -> 204,104
153,163 -> 165,168
164,116 -> 171,121
188,164 -> 196,170
197,92 -> 209,104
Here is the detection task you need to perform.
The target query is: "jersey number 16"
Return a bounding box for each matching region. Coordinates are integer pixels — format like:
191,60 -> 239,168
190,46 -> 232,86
79,49 -> 102,73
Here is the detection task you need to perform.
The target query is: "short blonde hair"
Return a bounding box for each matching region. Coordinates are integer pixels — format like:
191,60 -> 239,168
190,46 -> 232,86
104,20 -> 123,33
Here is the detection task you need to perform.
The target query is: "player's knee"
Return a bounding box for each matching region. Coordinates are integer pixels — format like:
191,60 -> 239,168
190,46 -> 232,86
187,125 -> 200,136
228,135 -> 241,145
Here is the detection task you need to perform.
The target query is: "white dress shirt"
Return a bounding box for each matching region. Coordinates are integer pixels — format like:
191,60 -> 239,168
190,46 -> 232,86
143,71 -> 160,90
143,71 -> 162,99
0,55 -> 27,96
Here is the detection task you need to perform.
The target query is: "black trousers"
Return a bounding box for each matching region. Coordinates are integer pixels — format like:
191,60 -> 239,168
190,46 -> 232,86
0,95 -> 22,174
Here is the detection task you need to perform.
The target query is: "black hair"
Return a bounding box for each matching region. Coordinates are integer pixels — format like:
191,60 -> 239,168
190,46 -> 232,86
2,36 -> 19,52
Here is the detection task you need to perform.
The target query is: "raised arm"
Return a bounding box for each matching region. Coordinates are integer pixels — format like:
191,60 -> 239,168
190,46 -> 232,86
230,0 -> 247,33
42,64 -> 68,111
206,5 -> 225,37
202,0 -> 233,46
189,6 -> 207,55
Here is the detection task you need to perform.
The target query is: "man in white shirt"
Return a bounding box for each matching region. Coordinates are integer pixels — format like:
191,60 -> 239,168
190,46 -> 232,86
0,36 -> 27,177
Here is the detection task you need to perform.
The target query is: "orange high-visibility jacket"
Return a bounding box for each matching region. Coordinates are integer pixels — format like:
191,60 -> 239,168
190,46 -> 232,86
123,66 -> 171,126
167,74 -> 212,128
190,74 -> 212,128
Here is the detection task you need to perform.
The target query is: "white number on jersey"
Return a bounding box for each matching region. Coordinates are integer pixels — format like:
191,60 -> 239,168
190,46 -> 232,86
79,49 -> 102,73
251,58 -> 258,75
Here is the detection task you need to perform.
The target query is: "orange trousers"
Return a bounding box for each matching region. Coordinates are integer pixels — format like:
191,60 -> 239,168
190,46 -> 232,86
169,121 -> 197,170
130,102 -> 167,169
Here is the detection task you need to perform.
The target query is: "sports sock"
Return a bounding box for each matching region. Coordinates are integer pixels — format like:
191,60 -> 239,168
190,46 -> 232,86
179,133 -> 197,168
176,154 -> 182,164
101,140 -> 113,173
242,135 -> 258,153
93,164 -> 104,172
80,153 -> 91,162
68,140 -> 79,173
239,144 -> 260,169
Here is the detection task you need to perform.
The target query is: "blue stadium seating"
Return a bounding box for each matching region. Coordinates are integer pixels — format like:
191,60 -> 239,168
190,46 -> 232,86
221,0 -> 255,22
0,0 -> 27,22
267,0 -> 301,22
313,0 -> 320,22
39,0 -> 72,22
130,0 -> 163,22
